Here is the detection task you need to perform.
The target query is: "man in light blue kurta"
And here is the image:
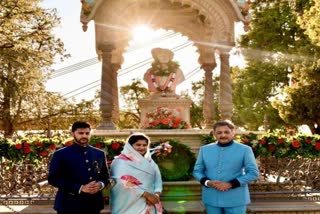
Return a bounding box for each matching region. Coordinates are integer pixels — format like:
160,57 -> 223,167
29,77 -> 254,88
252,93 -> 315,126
193,121 -> 259,214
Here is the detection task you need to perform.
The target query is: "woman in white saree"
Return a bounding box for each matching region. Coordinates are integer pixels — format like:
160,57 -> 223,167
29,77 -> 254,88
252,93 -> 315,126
110,133 -> 163,214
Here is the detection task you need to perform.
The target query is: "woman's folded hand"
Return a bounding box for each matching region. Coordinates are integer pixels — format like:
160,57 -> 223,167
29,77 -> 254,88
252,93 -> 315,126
143,192 -> 160,205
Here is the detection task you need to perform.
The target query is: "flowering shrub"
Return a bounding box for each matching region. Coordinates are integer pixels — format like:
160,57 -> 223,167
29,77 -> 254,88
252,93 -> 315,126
61,136 -> 126,163
2,133 -> 320,164
200,133 -> 320,159
239,133 -> 320,159
0,137 -> 63,164
89,136 -> 125,163
144,107 -> 189,129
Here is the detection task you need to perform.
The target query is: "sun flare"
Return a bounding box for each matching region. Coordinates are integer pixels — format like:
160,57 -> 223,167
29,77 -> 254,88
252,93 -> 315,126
132,25 -> 154,42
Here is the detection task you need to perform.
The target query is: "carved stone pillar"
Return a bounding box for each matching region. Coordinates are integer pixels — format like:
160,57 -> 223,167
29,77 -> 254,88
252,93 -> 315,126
97,44 -> 119,130
201,63 -> 217,129
219,51 -> 233,120
111,63 -> 120,119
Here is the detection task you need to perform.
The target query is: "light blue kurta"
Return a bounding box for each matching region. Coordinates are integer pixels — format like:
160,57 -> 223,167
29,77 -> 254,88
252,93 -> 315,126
193,141 -> 259,208
110,143 -> 163,214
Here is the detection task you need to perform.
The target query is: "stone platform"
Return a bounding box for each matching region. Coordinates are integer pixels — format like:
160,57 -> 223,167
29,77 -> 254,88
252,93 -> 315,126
2,201 -> 320,214
1,181 -> 320,213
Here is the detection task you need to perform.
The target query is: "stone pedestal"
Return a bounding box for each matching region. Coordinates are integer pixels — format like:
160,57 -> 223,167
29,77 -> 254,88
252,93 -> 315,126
138,97 -> 192,129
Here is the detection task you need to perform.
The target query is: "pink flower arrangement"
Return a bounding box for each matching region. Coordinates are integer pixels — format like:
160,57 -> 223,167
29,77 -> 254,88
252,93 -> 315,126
144,107 -> 189,129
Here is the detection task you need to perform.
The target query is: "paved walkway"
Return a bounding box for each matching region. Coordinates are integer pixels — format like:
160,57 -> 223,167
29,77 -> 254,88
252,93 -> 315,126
1,201 -> 320,214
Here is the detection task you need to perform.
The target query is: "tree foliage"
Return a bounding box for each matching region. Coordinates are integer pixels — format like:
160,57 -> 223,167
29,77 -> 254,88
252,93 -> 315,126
118,79 -> 149,128
0,0 -> 67,137
236,0 -> 320,133
232,64 -> 288,131
297,0 -> 320,47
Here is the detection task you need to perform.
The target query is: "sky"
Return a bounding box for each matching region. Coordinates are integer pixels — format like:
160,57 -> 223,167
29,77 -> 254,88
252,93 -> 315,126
41,0 -> 244,106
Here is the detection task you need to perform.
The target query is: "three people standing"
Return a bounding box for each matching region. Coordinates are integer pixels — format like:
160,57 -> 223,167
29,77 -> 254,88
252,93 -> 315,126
48,120 -> 258,214
193,120 -> 259,214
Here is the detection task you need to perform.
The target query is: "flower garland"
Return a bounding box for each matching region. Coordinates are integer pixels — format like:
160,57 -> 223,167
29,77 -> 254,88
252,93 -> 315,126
151,73 -> 176,91
151,139 -> 196,181
150,60 -> 179,76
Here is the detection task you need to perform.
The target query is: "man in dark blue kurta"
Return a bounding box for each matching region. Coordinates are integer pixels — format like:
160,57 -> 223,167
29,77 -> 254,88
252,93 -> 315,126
48,121 -> 109,214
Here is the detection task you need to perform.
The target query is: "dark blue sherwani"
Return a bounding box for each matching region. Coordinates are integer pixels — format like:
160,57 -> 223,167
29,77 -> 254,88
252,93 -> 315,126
48,143 -> 109,214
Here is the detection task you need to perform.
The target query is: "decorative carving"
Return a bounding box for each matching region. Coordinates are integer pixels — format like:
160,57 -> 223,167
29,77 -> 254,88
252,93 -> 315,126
238,0 -> 252,31
97,44 -> 119,130
201,62 -> 217,128
219,51 -> 233,120
80,0 -> 94,17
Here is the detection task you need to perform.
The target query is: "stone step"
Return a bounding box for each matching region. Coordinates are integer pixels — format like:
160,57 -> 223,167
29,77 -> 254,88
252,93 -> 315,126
1,201 -> 320,214
162,180 -> 202,201
247,201 -> 320,214
0,202 -> 204,214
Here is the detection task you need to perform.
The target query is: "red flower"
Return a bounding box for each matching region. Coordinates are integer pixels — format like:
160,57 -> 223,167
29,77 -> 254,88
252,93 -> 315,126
111,142 -> 120,150
277,138 -> 284,144
259,139 -> 266,145
34,141 -> 40,146
174,118 -> 182,124
34,141 -> 44,147
242,138 -> 249,143
24,147 -> 31,154
172,122 -> 179,128
15,143 -> 22,150
95,143 -> 102,149
49,144 -> 56,150
23,142 -> 30,148
291,140 -> 300,149
267,144 -> 276,152
314,142 -> 320,151
39,151 -> 48,157
161,118 -> 170,125
65,141 -> 73,146
305,139 -> 312,144
149,121 -> 157,126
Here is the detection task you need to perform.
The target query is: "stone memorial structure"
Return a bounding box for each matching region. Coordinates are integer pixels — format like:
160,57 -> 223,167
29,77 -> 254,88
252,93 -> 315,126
79,0 -> 252,129
139,48 -> 192,128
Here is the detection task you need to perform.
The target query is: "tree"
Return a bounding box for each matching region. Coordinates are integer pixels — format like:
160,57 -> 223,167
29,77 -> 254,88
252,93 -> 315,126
118,79 -> 149,128
237,0 -> 320,133
0,0 -> 66,137
273,83 -> 320,134
297,0 -> 320,47
232,63 -> 288,131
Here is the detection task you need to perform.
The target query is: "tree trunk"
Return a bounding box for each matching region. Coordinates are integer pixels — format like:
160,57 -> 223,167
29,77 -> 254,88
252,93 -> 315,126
3,90 -> 14,138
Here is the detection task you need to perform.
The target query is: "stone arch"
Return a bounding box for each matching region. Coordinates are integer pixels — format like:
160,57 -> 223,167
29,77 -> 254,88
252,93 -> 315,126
80,0 -> 248,129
